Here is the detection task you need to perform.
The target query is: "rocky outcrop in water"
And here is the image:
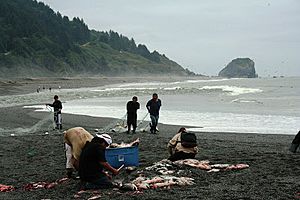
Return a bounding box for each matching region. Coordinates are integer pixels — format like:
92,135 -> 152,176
218,58 -> 257,78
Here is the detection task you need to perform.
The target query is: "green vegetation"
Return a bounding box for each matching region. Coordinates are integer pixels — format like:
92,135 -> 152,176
0,0 -> 188,77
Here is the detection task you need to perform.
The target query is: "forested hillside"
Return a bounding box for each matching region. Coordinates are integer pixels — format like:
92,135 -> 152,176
0,0 -> 189,77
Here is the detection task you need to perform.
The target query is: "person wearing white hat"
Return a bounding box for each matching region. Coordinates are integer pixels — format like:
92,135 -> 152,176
78,133 -> 120,189
96,133 -> 113,146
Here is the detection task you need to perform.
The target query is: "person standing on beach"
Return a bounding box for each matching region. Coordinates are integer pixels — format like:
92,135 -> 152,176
146,93 -> 162,134
79,133 -> 120,189
126,96 -> 140,134
46,95 -> 62,130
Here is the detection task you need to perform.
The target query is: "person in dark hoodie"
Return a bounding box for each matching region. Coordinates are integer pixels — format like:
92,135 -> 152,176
46,95 -> 62,130
146,93 -> 162,134
126,96 -> 140,134
79,134 -> 120,189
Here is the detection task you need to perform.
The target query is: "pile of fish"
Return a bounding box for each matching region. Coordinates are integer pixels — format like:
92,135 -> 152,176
174,159 -> 211,170
0,178 -> 69,193
119,175 -> 194,191
145,159 -> 249,174
109,138 -> 140,148
208,163 -> 250,173
23,177 -> 69,191
174,159 -> 249,172
145,159 -> 177,175
122,158 -> 249,191
0,184 -> 15,192
74,190 -> 102,199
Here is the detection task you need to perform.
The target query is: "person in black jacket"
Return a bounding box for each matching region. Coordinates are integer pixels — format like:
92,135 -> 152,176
79,134 -> 119,189
146,93 -> 162,134
46,95 -> 63,130
126,96 -> 140,134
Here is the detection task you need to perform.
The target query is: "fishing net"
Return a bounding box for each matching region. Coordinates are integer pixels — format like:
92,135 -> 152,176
0,106 -> 56,136
96,113 -> 150,134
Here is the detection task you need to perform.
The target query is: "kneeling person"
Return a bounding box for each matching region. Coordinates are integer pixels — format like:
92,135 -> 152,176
167,127 -> 198,161
79,134 -> 119,189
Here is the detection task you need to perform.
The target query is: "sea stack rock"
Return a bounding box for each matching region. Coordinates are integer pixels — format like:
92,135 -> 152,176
218,58 -> 257,78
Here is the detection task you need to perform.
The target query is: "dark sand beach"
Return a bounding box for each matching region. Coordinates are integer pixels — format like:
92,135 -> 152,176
0,78 -> 299,200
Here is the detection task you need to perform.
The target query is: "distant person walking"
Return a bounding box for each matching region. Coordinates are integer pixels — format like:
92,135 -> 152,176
146,93 -> 162,134
126,96 -> 140,134
46,95 -> 63,130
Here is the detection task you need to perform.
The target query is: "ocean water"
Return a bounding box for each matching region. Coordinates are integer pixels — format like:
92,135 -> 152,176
2,77 -> 300,135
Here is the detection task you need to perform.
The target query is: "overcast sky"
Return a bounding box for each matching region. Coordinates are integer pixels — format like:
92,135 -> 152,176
41,0 -> 300,76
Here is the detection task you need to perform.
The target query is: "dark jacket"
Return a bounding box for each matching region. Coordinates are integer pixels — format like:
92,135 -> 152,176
78,141 -> 106,182
146,99 -> 161,116
126,101 -> 140,116
48,100 -> 62,114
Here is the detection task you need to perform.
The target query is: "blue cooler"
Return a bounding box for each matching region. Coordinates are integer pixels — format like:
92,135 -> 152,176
105,146 -> 139,168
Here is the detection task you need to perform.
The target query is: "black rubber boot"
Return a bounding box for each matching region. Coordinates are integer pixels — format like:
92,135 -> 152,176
66,168 -> 73,178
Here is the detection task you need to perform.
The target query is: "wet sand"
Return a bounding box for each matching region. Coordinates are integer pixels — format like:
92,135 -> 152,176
0,78 -> 299,200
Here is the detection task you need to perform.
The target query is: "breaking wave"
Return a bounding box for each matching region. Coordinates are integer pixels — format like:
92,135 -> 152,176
199,85 -> 263,96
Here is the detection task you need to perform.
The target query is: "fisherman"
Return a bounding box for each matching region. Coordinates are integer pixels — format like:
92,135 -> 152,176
64,127 -> 94,178
167,127 -> 198,161
146,93 -> 162,134
46,95 -> 62,130
126,96 -> 140,134
289,130 -> 300,153
79,133 -> 120,189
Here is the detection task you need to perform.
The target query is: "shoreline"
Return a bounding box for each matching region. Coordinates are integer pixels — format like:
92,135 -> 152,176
1,76 -> 298,136
1,105 -> 296,137
0,76 -> 206,96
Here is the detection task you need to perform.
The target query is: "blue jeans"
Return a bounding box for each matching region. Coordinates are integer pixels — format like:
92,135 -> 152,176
150,115 -> 159,133
54,113 -> 62,129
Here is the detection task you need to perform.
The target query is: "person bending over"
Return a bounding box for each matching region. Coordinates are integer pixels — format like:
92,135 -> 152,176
64,127 -> 94,178
167,127 -> 198,161
79,134 -> 119,189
